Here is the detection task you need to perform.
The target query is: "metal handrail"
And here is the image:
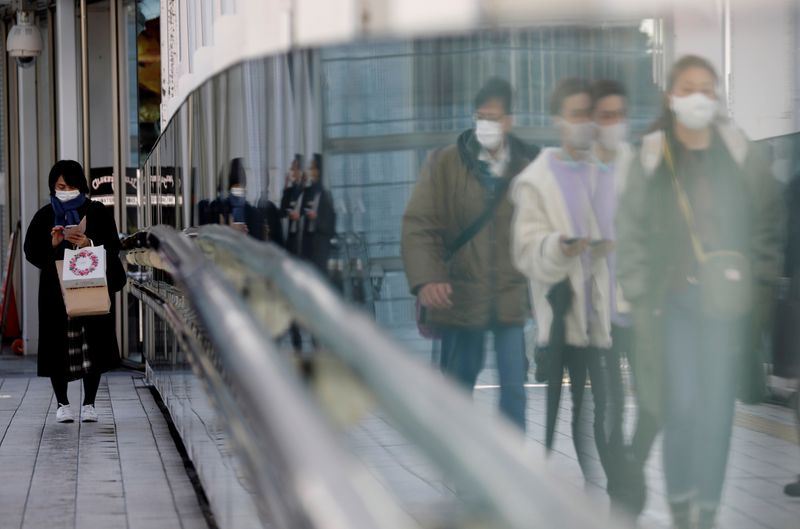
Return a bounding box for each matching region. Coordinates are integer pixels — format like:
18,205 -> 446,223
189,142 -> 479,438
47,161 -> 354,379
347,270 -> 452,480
125,226 -> 421,529
190,224 -> 619,529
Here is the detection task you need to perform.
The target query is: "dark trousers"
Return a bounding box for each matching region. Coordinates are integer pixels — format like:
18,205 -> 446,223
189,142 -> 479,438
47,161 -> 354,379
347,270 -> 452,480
51,372 -> 102,406
546,345 -> 622,484
440,326 -> 528,431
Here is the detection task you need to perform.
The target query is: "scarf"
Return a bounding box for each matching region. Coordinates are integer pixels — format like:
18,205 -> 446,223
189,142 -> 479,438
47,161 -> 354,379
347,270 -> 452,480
228,195 -> 246,223
51,193 -> 87,227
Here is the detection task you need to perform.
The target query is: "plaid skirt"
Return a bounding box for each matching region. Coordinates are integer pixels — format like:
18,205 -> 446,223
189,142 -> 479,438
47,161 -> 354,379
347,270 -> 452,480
66,318 -> 92,381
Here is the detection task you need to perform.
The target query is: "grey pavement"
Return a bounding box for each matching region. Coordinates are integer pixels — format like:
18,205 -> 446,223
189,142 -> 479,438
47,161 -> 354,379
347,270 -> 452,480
342,361 -> 800,529
0,357 -> 209,529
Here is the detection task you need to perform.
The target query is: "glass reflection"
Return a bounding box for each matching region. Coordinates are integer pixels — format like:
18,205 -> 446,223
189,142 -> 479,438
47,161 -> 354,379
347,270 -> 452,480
133,19 -> 799,529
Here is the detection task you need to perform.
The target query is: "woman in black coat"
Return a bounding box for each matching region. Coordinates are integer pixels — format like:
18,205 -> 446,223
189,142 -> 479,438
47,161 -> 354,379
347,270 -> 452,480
24,160 -> 127,423
299,153 -> 336,272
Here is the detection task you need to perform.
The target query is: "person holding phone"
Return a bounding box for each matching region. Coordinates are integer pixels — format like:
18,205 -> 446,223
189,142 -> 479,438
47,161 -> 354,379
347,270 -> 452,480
23,160 -> 127,424
617,56 -> 784,529
281,154 -> 306,254
510,78 -> 617,487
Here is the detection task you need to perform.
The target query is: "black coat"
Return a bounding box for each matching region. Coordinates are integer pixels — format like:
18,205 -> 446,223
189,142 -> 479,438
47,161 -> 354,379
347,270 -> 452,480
294,184 -> 336,272
24,200 -> 127,378
198,198 -> 267,241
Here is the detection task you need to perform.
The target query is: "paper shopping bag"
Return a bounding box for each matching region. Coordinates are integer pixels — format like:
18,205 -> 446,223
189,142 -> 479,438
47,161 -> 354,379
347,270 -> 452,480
62,245 -> 107,288
56,261 -> 111,317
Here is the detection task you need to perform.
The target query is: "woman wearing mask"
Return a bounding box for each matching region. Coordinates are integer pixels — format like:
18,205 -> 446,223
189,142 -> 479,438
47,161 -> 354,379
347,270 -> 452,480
198,158 -> 267,240
617,56 -> 783,529
298,154 -> 336,273
281,154 -> 306,254
24,160 -> 127,423
511,78 -> 616,486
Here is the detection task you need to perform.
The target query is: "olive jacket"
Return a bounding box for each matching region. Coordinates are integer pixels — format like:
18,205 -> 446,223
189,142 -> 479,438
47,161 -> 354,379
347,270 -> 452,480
616,122 -> 785,417
401,129 -> 540,328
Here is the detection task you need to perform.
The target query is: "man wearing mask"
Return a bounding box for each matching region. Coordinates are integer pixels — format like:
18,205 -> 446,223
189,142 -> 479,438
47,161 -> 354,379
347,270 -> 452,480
510,78 -> 615,484
401,78 -> 540,430
590,80 -> 650,512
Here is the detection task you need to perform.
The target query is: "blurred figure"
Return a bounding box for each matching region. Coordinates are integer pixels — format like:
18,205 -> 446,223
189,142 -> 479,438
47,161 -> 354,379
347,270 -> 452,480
401,77 -> 539,430
617,55 -> 784,529
299,154 -> 336,273
589,79 -> 645,510
781,170 -> 800,497
257,189 -> 285,247
288,154 -> 336,359
281,154 -> 306,253
510,79 -> 616,484
198,158 -> 267,239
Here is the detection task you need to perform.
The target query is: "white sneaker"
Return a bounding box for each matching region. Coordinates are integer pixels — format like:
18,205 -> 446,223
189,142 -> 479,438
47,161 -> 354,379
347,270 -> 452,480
81,405 -> 98,423
56,404 -> 74,423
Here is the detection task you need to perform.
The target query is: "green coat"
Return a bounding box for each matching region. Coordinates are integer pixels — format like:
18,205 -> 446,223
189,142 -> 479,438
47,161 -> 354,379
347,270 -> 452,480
617,125 -> 785,419
401,130 -> 539,328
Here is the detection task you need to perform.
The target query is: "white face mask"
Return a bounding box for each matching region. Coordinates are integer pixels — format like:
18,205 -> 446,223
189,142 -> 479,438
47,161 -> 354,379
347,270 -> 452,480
670,93 -> 718,130
475,119 -> 504,150
557,118 -> 595,151
55,189 -> 81,202
230,187 -> 246,198
596,122 -> 628,152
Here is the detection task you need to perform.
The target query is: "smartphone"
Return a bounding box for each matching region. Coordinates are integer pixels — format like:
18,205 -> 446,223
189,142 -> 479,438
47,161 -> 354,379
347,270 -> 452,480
563,237 -> 581,245
590,239 -> 612,247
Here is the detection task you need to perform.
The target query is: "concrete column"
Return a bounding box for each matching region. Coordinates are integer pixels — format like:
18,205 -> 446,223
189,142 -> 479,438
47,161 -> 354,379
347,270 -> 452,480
18,66 -> 40,355
56,0 -> 81,161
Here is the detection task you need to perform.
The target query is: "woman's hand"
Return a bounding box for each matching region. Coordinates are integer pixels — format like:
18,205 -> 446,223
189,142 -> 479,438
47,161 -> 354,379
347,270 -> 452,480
65,232 -> 90,248
51,226 -> 65,248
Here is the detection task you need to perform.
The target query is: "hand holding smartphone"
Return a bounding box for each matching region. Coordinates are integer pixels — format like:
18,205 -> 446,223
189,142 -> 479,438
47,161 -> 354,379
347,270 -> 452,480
560,235 -> 589,257
590,239 -> 616,259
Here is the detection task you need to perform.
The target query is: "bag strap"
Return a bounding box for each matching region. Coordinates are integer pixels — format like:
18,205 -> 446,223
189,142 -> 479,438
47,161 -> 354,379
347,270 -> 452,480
445,177 -> 510,261
662,137 -> 707,263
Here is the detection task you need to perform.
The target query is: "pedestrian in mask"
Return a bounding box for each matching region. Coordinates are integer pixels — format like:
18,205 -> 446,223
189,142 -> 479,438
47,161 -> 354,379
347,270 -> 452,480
510,78 -> 617,487
402,77 -> 540,430
617,55 -> 784,529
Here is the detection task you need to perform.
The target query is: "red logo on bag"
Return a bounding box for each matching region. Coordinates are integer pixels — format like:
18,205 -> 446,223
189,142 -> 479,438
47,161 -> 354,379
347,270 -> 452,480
68,250 -> 99,277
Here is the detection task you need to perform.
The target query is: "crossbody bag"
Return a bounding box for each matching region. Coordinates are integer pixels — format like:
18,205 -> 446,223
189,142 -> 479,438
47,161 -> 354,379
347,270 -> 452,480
663,137 -> 752,319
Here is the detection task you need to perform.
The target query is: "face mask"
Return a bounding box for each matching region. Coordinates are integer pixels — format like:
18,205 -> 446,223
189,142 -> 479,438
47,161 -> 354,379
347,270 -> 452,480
475,119 -> 504,150
596,122 -> 628,151
670,93 -> 718,130
55,189 -> 81,202
557,118 -> 595,151
230,187 -> 246,198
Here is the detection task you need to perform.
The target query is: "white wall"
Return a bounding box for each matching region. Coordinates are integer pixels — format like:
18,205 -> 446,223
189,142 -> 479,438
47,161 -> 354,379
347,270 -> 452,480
56,0 -> 81,161
88,4 -> 114,168
728,0 -> 798,140
18,67 -> 40,355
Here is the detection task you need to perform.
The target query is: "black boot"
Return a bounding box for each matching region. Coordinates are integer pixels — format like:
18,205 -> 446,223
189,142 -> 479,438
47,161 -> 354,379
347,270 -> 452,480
785,476 -> 800,497
610,449 -> 647,517
697,507 -> 717,529
669,500 -> 693,529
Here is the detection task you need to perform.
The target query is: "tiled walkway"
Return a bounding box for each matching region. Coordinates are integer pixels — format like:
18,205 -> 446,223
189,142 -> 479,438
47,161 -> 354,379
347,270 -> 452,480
345,375 -> 800,529
0,360 -> 209,529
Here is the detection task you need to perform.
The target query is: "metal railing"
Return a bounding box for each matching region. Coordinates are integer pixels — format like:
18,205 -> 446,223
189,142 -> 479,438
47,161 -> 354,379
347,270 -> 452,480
186,225 -> 619,529
123,226 -> 421,529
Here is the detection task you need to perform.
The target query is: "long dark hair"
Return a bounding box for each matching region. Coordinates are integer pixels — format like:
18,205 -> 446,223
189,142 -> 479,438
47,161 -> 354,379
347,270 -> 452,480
647,55 -> 719,134
48,160 -> 90,196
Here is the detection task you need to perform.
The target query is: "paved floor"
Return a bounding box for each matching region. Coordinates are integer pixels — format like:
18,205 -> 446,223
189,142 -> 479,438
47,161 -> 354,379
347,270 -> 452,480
0,357 -> 209,529
3,347 -> 799,529
343,370 -> 800,529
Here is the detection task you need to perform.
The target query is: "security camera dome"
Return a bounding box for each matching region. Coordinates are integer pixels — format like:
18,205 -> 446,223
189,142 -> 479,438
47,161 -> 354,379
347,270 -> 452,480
6,11 -> 42,62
